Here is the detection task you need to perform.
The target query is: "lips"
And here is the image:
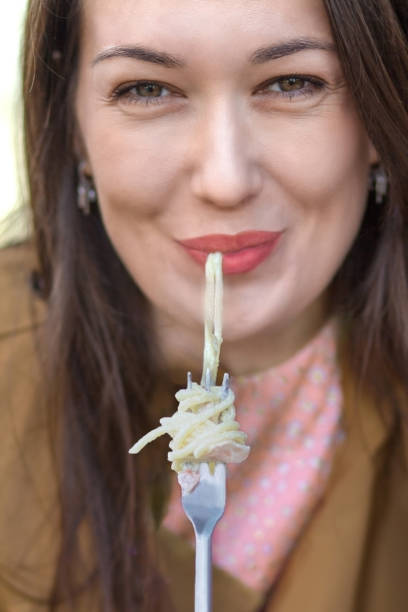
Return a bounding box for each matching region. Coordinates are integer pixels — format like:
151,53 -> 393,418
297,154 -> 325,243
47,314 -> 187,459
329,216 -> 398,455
178,230 -> 282,274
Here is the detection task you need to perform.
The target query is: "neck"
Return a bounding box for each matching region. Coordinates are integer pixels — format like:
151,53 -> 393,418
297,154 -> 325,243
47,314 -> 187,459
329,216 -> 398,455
221,299 -> 331,377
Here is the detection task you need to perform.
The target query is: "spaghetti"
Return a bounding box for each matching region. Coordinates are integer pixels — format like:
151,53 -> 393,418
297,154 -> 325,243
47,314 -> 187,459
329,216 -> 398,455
129,253 -> 250,489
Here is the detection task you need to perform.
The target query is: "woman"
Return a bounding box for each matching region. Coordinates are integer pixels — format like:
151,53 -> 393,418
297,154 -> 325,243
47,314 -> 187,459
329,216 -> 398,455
1,0 -> 408,610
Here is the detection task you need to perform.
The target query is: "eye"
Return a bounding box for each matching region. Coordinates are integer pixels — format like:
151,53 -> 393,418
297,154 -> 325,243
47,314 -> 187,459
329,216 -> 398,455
111,81 -> 175,106
272,77 -> 307,93
258,75 -> 326,100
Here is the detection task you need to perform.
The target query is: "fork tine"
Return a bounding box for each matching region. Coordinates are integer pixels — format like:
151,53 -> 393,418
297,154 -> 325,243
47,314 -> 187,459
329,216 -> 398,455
221,372 -> 230,396
204,368 -> 212,391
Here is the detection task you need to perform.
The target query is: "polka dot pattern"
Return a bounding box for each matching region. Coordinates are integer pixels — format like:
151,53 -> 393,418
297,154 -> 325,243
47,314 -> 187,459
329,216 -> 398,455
163,321 -> 344,592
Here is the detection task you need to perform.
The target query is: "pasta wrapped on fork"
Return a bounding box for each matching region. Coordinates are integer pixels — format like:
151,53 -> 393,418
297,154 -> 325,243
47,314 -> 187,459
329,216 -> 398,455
129,252 -> 250,491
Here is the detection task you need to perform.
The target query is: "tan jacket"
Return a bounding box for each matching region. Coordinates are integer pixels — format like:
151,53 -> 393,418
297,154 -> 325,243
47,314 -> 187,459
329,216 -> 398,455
1,243 -> 407,612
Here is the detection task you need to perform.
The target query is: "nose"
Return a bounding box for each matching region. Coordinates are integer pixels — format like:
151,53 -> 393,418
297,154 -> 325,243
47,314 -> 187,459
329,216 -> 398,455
190,100 -> 262,208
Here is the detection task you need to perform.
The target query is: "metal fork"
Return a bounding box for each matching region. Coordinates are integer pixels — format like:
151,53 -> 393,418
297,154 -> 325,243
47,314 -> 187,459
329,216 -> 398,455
182,462 -> 226,612
181,370 -> 228,612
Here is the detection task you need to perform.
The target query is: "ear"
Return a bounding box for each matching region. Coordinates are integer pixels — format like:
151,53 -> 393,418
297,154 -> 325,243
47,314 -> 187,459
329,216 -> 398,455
73,124 -> 93,175
78,157 -> 93,177
368,139 -> 380,165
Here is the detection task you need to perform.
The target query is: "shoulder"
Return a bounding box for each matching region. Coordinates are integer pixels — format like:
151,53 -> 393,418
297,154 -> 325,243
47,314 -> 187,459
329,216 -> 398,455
0,241 -> 46,435
0,242 -> 46,429
0,243 -> 57,604
0,241 -> 45,336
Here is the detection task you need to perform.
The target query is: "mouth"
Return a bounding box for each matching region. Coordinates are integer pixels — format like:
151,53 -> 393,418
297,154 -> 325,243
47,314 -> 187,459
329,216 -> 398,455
177,230 -> 283,275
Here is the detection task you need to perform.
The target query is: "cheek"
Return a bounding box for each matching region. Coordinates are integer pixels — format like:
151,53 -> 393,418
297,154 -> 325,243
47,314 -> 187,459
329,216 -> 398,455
81,116 -> 187,219
263,103 -> 371,212
254,104 -> 371,317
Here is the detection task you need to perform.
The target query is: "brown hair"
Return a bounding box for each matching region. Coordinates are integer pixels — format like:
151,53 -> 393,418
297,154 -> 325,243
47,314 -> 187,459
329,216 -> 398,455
324,0 -> 408,400
20,0 -> 408,610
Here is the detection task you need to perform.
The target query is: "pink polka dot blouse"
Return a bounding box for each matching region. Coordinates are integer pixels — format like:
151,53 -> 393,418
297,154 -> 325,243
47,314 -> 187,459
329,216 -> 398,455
163,320 -> 344,593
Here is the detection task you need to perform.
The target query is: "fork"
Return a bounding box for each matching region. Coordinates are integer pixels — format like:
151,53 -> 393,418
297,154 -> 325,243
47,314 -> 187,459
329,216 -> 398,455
181,370 -> 228,612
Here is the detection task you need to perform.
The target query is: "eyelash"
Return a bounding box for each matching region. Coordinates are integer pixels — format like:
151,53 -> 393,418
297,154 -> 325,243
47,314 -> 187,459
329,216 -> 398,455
110,74 -> 326,107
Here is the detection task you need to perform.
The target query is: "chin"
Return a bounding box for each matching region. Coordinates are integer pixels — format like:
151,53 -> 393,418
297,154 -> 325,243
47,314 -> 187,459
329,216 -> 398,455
221,315 -> 269,344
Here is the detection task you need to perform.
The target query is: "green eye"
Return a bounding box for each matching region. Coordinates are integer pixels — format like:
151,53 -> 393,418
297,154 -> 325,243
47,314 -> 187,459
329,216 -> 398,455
260,74 -> 325,100
112,81 -> 173,106
134,82 -> 167,98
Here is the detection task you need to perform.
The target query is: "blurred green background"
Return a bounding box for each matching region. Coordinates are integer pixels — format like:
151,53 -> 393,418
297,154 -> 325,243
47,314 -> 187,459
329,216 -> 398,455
0,0 -> 29,247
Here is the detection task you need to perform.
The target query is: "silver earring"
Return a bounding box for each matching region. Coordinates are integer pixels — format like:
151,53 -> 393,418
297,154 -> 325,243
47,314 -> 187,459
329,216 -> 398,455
77,161 -> 97,215
370,166 -> 388,205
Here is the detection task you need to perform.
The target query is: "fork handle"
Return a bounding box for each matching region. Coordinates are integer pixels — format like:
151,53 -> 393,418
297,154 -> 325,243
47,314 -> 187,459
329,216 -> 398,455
195,533 -> 212,612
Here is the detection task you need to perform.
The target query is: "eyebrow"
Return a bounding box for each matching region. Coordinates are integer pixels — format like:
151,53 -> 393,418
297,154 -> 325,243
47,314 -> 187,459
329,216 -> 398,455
92,38 -> 336,68
250,38 -> 336,63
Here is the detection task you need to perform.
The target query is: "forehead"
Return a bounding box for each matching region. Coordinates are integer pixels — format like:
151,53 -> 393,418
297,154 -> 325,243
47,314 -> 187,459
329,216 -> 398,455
80,0 -> 332,63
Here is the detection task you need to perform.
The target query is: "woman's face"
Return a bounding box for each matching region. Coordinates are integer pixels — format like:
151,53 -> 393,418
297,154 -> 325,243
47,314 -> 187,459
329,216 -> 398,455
76,0 -> 377,372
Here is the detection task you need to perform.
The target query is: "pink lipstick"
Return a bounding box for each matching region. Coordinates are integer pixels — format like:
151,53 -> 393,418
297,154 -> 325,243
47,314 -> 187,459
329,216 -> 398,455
178,230 -> 282,274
